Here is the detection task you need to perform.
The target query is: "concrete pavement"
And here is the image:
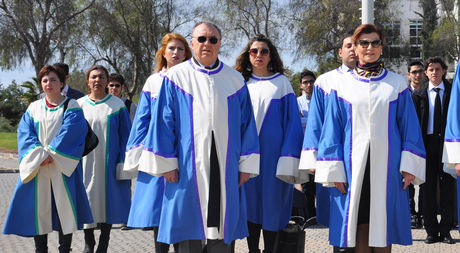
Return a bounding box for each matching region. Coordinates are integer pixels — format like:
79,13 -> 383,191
0,153 -> 459,252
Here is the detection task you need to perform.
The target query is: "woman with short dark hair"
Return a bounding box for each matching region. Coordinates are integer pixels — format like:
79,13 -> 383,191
3,65 -> 93,253
78,65 -> 132,253
313,24 -> 426,252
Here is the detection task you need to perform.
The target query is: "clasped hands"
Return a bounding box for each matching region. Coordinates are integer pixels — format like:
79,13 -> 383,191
162,169 -> 250,187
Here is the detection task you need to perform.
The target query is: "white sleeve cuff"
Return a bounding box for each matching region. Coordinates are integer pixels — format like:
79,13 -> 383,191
239,153 -> 260,178
314,160 -> 346,184
276,156 -> 309,184
19,146 -> 48,183
138,150 -> 178,177
124,146 -> 143,172
47,147 -> 79,177
116,162 -> 137,180
400,150 -> 426,185
442,142 -> 460,168
299,149 -> 318,171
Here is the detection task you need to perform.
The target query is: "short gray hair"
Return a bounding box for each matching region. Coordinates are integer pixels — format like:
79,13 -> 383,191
192,21 -> 222,39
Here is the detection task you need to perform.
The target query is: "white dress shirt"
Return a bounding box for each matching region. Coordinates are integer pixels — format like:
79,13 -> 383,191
427,81 -> 445,135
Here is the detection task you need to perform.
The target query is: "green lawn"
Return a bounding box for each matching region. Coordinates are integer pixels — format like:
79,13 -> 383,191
0,132 -> 17,150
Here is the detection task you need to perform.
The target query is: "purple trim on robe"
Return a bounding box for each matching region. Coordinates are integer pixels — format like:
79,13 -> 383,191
241,150 -> 260,156
142,147 -> 177,158
280,153 -> 301,158
387,98 -> 398,245
126,143 -> 143,152
317,157 -> 343,161
302,147 -> 318,151
163,75 -> 206,237
250,73 -> 281,81
402,148 -> 426,159
445,138 -> 460,142
188,59 -> 224,75
336,67 -> 343,74
227,83 -> 248,99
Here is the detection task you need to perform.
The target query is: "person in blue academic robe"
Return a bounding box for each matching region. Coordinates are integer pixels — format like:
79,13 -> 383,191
442,60 -> 460,234
315,25 -> 426,250
78,65 -> 132,252
123,33 -> 192,253
3,65 -> 93,253
234,35 -> 307,253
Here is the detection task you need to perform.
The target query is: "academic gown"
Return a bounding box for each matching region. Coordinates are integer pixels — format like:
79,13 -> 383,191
3,98 -> 93,236
299,66 -> 350,227
124,72 -> 165,228
244,73 -> 306,231
141,59 -> 260,244
78,95 -> 132,227
316,69 -> 426,247
442,61 -> 460,233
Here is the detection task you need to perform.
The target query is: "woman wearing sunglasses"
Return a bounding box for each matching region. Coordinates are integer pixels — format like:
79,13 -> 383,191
123,33 -> 191,253
313,24 -> 425,252
78,65 -> 132,253
3,65 -> 93,253
235,34 -> 306,253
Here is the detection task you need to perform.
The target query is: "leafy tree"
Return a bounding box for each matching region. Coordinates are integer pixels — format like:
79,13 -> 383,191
291,0 -> 396,72
21,77 -> 41,104
430,0 -> 460,61
0,0 -> 95,75
417,0 -> 440,59
0,82 -> 27,127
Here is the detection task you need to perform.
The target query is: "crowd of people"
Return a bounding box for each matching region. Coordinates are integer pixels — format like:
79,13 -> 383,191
2,20 -> 460,253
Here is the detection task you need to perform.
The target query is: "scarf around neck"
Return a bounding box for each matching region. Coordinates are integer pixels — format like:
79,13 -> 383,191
356,60 -> 384,78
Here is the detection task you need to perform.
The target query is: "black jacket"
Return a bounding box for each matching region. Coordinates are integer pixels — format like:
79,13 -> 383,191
411,79 -> 452,147
67,86 -> 85,100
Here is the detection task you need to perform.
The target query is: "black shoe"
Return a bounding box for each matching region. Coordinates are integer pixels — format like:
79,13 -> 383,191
83,244 -> 94,253
424,235 -> 439,244
440,233 -> 455,244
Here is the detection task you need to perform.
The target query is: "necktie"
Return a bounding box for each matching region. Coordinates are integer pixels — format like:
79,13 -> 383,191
433,87 -> 442,135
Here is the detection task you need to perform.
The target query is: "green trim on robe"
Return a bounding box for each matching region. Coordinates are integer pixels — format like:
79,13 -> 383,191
49,146 -> 80,161
62,174 -> 78,225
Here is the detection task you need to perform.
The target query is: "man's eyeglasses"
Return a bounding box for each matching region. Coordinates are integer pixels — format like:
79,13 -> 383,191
410,70 -> 424,75
248,48 -> 270,57
302,80 -> 315,85
108,84 -> 121,88
356,39 -> 382,48
195,36 -> 219,44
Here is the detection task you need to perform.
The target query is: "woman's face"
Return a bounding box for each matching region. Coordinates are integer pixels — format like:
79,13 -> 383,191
87,69 -> 108,95
355,32 -> 382,64
41,71 -> 63,97
249,41 -> 271,73
163,39 -> 186,69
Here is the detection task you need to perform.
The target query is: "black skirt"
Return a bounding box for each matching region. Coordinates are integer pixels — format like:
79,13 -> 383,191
357,153 -> 371,225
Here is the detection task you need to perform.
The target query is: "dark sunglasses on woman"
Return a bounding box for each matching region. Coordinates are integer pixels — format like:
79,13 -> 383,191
356,39 -> 382,48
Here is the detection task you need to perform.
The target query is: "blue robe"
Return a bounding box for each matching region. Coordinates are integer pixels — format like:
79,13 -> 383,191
442,60 -> 460,233
3,98 -> 93,236
316,69 -> 426,247
299,67 -> 349,227
244,73 -> 305,231
141,60 -> 260,244
124,72 -> 165,228
78,95 -> 132,227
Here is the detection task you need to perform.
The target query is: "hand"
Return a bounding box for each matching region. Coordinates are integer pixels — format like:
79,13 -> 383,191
40,156 -> 54,166
309,169 -> 316,174
334,182 -> 347,194
162,169 -> 179,183
455,163 -> 460,177
401,171 -> 415,190
239,172 -> 250,187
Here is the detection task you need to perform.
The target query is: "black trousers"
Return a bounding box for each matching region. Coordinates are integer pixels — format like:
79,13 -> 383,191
247,221 -> 278,253
422,135 -> 456,236
301,174 -> 316,220
84,223 -> 112,253
34,226 -> 72,253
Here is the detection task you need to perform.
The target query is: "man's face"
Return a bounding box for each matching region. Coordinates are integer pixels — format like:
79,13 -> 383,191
338,37 -> 357,68
300,75 -> 315,98
407,65 -> 425,87
190,24 -> 221,67
425,63 -> 446,86
108,81 -> 123,98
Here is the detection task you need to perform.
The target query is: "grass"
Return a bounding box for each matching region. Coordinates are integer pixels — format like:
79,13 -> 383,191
0,132 -> 17,151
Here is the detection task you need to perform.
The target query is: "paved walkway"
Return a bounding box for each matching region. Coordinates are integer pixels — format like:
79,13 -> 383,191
0,153 -> 459,252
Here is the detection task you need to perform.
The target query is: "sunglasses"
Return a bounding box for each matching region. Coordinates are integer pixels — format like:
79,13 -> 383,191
108,84 -> 121,88
356,39 -> 382,48
302,80 -> 315,85
248,48 -> 270,56
196,36 -> 219,44
410,70 -> 424,75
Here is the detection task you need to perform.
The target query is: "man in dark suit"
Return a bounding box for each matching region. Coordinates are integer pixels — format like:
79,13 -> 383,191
53,63 -> 85,99
412,57 -> 456,244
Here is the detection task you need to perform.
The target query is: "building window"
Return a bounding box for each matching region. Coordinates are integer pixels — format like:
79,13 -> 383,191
383,21 -> 401,59
409,20 -> 422,59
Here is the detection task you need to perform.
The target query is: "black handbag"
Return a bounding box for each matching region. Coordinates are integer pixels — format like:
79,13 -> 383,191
62,98 -> 99,156
276,216 -> 306,253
